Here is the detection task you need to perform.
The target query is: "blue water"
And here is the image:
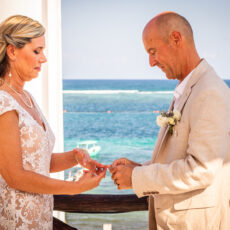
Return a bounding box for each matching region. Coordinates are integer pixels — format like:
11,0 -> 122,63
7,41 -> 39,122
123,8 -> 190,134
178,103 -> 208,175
63,79 -> 230,230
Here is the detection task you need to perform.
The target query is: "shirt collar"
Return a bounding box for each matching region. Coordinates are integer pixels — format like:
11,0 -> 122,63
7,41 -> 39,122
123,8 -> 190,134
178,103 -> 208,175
174,69 -> 194,100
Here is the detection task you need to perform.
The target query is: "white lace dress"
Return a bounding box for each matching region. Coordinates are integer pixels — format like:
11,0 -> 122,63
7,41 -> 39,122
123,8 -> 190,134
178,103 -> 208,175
0,90 -> 55,230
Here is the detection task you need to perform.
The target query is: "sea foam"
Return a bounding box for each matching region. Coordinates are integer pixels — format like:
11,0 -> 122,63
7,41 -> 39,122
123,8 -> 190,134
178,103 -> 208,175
63,90 -> 173,94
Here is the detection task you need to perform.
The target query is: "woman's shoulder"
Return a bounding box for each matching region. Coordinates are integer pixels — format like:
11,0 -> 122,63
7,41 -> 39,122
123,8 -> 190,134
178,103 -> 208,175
0,89 -> 19,115
0,89 -> 15,102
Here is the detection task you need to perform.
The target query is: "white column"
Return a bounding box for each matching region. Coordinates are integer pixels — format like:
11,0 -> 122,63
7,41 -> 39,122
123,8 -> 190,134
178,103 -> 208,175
42,0 -> 64,151
0,0 -> 64,221
43,0 -> 65,221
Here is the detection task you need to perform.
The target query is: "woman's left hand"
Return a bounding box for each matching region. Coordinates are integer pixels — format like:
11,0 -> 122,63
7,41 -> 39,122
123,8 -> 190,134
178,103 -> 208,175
73,148 -> 108,173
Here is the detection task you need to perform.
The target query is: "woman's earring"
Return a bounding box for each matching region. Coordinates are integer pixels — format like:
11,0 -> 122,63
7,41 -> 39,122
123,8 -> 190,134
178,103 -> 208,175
8,70 -> 12,84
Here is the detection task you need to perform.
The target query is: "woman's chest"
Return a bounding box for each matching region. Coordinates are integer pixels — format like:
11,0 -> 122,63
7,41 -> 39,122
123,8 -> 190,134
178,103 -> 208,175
18,113 -> 55,174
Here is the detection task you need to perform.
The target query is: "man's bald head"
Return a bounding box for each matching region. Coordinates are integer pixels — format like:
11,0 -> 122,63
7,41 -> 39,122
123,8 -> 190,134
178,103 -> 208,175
142,12 -> 200,82
143,12 -> 194,43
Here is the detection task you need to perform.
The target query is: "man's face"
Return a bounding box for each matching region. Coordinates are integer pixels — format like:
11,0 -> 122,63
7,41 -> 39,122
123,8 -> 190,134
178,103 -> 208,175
143,27 -> 180,80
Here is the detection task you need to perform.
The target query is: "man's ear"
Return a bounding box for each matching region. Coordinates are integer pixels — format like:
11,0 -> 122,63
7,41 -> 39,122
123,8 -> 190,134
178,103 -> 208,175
170,31 -> 182,47
6,44 -> 17,61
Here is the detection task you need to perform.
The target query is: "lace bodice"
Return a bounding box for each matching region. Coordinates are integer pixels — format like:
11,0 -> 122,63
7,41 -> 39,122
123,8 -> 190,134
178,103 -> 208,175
0,90 -> 55,230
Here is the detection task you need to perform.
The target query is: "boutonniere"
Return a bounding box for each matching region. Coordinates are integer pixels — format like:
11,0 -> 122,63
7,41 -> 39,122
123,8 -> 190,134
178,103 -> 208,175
156,109 -> 181,135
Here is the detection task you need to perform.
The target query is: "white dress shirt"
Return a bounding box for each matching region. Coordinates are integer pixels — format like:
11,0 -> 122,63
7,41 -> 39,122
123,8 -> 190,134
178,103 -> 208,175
173,69 -> 195,109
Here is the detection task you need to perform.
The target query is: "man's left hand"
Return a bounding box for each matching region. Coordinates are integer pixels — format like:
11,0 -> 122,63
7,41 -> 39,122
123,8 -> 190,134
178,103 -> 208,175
110,164 -> 135,190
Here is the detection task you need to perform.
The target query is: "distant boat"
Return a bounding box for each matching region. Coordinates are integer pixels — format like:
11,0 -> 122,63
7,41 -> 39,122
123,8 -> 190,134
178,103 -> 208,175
76,140 -> 101,156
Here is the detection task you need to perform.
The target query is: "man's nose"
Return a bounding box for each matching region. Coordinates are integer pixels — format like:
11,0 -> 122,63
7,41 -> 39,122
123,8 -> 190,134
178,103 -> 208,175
149,55 -> 157,67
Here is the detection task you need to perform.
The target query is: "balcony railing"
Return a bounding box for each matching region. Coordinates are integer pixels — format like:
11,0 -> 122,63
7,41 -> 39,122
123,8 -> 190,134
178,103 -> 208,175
53,194 -> 148,229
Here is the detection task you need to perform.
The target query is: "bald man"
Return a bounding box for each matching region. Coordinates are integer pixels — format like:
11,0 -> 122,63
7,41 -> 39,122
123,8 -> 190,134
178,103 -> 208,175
110,12 -> 230,229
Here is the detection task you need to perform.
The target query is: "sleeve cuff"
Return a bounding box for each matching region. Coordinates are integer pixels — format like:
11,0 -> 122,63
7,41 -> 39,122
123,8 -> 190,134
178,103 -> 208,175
132,164 -> 160,198
142,160 -> 151,166
132,166 -> 146,198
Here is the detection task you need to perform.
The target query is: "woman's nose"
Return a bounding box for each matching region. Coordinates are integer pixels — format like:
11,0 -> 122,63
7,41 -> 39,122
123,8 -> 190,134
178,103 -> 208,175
40,53 -> 47,63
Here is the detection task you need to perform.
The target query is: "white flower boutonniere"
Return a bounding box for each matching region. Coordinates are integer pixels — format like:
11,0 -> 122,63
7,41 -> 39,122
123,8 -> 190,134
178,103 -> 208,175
156,109 -> 181,135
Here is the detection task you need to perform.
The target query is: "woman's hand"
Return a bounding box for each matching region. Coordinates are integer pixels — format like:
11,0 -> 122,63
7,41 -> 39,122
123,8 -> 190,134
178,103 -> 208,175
73,148 -> 108,173
76,168 -> 106,192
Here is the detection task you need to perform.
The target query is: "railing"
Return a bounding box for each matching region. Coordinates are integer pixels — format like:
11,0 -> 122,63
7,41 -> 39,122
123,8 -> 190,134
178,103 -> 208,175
53,194 -> 148,229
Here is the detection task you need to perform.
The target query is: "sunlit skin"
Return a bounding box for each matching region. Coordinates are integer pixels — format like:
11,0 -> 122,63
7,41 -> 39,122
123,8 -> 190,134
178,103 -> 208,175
143,32 -> 181,80
143,26 -> 187,82
109,158 -> 141,190
6,36 -> 47,93
142,15 -> 201,83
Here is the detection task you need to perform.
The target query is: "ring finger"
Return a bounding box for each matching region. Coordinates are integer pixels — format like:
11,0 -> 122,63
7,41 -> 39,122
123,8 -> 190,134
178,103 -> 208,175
115,179 -> 120,186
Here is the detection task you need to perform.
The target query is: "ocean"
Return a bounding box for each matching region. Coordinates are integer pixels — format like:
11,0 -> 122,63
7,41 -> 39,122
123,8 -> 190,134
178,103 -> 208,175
63,79 -> 230,230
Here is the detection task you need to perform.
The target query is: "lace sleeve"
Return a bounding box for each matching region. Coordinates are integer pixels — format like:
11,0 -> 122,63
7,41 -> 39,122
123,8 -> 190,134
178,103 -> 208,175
0,91 -> 20,116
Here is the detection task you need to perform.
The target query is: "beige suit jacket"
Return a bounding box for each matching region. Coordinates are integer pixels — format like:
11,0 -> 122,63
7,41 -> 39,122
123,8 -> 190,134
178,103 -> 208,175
132,60 -> 230,230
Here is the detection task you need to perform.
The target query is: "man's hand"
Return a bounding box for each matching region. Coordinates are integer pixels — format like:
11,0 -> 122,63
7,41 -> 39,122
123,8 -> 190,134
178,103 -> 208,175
110,164 -> 136,190
73,148 -> 107,174
110,157 -> 141,168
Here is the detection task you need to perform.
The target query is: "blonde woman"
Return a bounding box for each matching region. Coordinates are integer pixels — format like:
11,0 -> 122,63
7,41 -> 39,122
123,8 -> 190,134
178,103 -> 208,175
0,15 -> 107,230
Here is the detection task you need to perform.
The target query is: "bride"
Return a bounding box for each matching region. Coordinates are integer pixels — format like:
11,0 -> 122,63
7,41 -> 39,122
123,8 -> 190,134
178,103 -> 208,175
0,15 -> 107,230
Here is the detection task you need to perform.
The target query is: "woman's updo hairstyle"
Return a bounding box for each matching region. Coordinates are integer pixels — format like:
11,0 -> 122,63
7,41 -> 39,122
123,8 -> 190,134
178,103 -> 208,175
0,15 -> 45,78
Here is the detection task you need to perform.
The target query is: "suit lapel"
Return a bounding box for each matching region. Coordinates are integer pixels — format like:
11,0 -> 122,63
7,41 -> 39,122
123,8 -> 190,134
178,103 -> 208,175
175,59 -> 210,113
151,98 -> 175,162
151,59 -> 209,163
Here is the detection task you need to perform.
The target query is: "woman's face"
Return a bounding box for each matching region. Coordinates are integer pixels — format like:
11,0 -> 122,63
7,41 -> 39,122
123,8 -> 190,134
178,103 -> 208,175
12,35 -> 47,81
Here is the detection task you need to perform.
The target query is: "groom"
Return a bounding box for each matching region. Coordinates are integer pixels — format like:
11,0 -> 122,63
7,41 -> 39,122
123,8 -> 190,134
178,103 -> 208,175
110,12 -> 230,230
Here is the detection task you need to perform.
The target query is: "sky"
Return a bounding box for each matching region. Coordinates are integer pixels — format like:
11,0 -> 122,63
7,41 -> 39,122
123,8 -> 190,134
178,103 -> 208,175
61,0 -> 230,79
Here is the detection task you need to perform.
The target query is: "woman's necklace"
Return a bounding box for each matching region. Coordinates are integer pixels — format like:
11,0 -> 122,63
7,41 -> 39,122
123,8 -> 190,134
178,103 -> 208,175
5,81 -> 33,109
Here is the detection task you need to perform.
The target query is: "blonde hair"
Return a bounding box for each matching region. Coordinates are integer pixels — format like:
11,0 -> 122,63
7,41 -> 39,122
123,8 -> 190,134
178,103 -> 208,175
0,15 -> 45,77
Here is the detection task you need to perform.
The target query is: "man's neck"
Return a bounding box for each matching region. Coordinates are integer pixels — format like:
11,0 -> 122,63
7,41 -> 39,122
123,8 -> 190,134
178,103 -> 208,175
180,54 -> 201,83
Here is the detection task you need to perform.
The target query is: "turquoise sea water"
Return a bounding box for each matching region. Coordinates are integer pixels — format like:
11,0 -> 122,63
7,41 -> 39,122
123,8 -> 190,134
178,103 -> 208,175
63,79 -> 230,230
